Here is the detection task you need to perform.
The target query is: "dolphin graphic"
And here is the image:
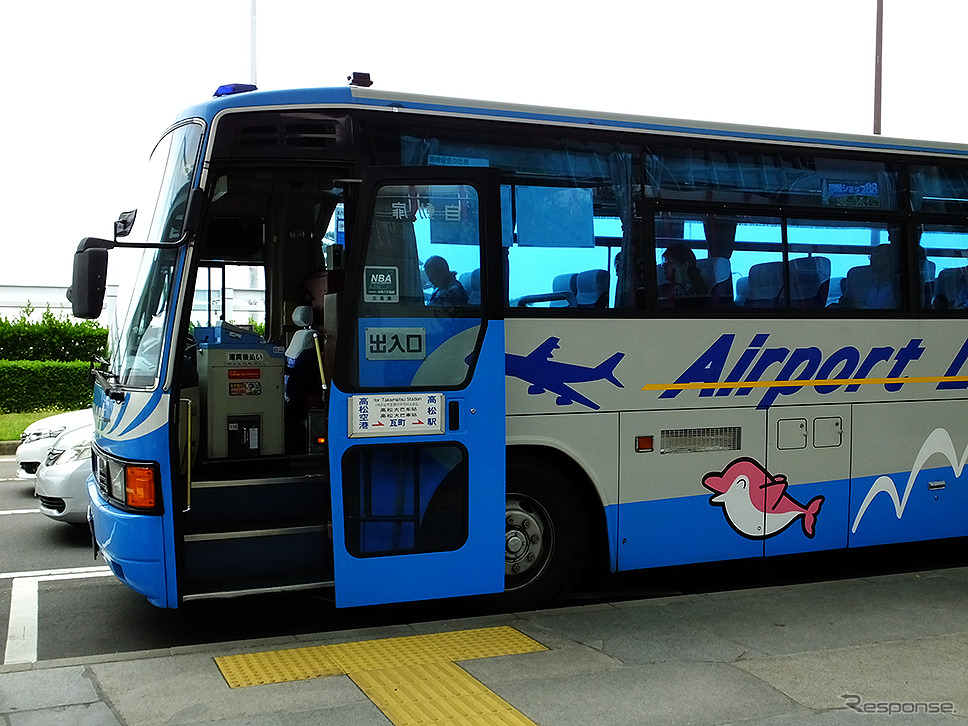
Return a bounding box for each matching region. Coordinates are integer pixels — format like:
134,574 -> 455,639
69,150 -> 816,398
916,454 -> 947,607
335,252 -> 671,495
702,457 -> 824,539
506,336 -> 625,411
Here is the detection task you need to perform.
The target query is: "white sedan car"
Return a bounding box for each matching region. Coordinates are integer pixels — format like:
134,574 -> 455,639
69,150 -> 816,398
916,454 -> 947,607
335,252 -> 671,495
15,409 -> 92,479
34,424 -> 95,526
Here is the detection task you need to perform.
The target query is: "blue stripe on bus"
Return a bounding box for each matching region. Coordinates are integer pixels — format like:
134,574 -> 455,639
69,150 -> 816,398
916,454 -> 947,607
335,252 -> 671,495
613,465 -> 968,572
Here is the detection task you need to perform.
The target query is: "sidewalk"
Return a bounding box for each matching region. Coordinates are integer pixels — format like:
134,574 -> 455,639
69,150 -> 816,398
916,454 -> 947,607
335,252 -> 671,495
2,564 -> 967,725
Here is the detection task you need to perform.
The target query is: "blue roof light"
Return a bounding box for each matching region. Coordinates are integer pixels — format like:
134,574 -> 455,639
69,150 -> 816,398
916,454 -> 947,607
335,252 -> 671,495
213,83 -> 258,98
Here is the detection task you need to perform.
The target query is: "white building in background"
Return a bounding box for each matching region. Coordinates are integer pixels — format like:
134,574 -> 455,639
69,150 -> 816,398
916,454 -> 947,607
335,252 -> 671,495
0,285 -> 80,321
0,283 -> 265,328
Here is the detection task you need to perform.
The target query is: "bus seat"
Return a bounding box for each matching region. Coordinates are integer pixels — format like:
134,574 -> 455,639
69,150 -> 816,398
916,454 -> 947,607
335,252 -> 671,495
744,261 -> 784,308
841,265 -> 871,307
735,275 -> 749,305
921,259 -> 936,307
551,273 -> 577,307
789,256 -> 831,309
575,269 -> 610,307
934,266 -> 968,308
459,269 -> 481,305
285,306 -> 316,360
826,276 -> 845,307
284,305 -> 323,448
696,257 -> 732,303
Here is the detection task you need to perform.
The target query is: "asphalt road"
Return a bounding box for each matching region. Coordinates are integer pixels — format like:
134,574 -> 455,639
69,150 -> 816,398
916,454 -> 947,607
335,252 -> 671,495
0,456 -> 548,664
3,455 -> 968,669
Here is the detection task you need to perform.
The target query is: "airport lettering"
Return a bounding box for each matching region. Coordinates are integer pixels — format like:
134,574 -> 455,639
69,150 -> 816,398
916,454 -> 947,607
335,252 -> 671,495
659,333 -> 943,409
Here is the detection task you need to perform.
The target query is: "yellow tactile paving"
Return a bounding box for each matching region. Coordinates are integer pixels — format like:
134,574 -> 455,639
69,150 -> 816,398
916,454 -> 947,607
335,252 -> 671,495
348,662 -> 533,726
349,662 -> 486,706
328,633 -> 450,671
421,626 -> 548,661
214,626 -> 546,725
215,644 -> 343,687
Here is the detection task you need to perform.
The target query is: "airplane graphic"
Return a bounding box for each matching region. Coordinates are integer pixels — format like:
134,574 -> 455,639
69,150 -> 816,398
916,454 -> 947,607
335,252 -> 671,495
506,336 -> 625,410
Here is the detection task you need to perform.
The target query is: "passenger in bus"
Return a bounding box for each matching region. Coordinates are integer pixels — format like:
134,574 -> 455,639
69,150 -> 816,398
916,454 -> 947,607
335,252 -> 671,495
934,266 -> 968,309
840,244 -> 900,309
659,243 -> 707,301
425,256 -> 469,307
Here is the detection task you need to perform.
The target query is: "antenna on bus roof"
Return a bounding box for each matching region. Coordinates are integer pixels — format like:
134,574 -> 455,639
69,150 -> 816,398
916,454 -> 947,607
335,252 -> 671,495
348,72 -> 373,88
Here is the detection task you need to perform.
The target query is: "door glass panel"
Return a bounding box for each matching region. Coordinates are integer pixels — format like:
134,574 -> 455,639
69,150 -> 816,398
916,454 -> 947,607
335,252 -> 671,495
360,183 -> 482,313
355,183 -> 485,390
341,443 -> 468,556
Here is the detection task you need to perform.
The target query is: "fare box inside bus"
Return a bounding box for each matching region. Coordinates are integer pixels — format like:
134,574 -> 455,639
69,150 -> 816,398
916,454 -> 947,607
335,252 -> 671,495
196,324 -> 285,459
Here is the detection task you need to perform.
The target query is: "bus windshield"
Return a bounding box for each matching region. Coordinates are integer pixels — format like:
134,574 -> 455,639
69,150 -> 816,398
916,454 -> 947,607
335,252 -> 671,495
111,246 -> 178,387
137,121 -> 204,246
109,121 -> 203,386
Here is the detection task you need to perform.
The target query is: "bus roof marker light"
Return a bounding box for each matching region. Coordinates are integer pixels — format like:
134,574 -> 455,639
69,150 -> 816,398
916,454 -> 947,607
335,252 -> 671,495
213,83 -> 258,97
348,72 -> 373,87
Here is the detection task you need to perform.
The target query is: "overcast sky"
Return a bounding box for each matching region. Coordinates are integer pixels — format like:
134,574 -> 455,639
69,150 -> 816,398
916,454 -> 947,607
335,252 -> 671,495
3,0 -> 967,291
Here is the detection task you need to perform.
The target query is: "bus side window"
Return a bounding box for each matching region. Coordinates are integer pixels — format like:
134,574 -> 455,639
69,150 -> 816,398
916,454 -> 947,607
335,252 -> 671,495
924,225 -> 968,310
654,213 -> 783,310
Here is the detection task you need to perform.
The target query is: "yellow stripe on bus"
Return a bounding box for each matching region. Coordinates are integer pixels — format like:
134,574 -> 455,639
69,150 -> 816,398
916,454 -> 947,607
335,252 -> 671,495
642,375 -> 968,392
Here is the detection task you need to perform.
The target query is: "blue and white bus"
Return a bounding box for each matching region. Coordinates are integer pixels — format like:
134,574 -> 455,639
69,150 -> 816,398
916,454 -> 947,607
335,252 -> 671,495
71,80 -> 968,609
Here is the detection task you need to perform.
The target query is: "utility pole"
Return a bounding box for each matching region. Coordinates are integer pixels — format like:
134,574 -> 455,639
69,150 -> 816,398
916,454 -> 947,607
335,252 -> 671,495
873,0 -> 883,134
250,0 -> 258,85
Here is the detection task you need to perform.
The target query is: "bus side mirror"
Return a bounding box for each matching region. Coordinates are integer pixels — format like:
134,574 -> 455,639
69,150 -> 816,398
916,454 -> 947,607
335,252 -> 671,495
71,244 -> 110,318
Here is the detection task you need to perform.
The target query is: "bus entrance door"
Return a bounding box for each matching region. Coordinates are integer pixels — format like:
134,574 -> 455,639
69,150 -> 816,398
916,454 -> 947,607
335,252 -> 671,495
328,168 -> 505,608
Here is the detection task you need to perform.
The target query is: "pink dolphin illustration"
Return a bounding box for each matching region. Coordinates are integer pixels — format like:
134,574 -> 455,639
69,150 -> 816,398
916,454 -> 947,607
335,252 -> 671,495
702,458 -> 824,539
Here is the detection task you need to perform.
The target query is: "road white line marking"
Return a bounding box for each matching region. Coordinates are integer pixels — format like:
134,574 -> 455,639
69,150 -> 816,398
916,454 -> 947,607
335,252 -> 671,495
38,571 -> 115,582
0,566 -> 110,580
0,509 -> 39,516
3,567 -> 114,665
5,577 -> 38,664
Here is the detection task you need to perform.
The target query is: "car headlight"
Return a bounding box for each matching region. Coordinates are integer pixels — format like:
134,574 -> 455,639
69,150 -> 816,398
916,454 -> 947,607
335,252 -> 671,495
49,427 -> 93,466
22,426 -> 66,444
60,441 -> 93,464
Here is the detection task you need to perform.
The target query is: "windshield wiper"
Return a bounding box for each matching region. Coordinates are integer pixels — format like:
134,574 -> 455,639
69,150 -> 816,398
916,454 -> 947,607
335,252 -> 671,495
90,357 -> 125,402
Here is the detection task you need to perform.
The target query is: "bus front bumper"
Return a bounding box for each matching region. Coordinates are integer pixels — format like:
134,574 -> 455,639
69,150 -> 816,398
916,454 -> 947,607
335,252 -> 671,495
88,477 -> 168,607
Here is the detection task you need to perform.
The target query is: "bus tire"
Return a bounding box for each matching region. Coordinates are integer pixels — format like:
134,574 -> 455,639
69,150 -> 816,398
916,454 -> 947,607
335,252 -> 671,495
502,457 -> 587,608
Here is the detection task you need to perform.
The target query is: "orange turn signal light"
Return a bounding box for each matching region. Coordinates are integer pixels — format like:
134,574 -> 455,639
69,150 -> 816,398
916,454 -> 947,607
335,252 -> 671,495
125,466 -> 157,509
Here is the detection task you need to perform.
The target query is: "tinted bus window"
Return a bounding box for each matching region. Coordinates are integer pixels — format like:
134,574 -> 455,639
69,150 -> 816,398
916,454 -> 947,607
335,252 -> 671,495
646,146 -> 897,210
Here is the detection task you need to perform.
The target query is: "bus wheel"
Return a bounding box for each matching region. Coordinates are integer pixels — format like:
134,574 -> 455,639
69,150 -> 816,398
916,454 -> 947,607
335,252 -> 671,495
503,459 -> 586,607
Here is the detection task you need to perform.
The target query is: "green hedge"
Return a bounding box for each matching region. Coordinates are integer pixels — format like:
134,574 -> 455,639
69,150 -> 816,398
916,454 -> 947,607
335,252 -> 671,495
0,360 -> 93,413
0,305 -> 107,362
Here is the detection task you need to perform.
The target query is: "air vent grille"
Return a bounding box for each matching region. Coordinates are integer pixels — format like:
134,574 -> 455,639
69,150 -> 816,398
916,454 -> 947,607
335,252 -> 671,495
212,111 -> 353,160
233,120 -> 340,149
660,426 -> 742,454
